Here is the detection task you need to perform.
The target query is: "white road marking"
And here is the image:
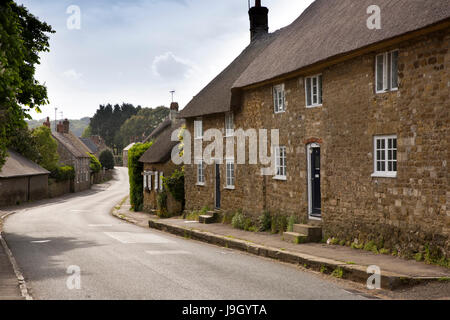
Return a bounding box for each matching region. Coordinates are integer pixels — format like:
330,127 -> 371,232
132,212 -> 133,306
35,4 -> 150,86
184,221 -> 198,224
104,232 -> 176,244
30,240 -> 51,244
88,224 -> 113,227
146,250 -> 191,256
71,210 -> 89,212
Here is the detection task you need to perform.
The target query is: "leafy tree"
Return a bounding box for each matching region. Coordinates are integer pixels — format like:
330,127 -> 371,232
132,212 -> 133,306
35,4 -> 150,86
32,126 -> 59,171
87,153 -> 102,173
128,142 -> 152,211
81,125 -> 92,138
0,1 -> 54,169
116,106 -> 169,147
99,150 -> 115,170
7,126 -> 41,163
90,103 -> 141,150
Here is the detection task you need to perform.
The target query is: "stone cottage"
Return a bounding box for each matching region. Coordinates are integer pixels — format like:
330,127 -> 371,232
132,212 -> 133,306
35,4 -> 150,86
46,119 -> 91,193
123,143 -> 136,168
81,135 -> 108,159
179,0 -> 450,256
0,150 -> 49,207
139,102 -> 185,215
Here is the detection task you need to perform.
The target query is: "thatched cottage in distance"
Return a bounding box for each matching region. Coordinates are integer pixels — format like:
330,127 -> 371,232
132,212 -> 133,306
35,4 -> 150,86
179,0 -> 450,257
44,118 -> 91,193
0,150 -> 49,207
140,102 -> 185,216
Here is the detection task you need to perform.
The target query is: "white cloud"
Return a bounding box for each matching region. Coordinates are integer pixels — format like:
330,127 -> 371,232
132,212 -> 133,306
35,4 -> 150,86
151,52 -> 196,80
63,69 -> 83,80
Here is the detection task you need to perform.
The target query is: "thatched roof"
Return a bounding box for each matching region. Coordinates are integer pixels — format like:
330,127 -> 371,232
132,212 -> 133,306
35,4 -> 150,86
233,0 -> 450,89
139,118 -> 185,164
178,32 -> 279,119
53,132 -> 91,159
0,150 -> 49,178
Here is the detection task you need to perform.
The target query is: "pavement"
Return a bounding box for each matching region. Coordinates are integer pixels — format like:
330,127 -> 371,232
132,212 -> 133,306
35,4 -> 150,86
0,210 -> 24,300
113,198 -> 450,291
1,167 -> 373,300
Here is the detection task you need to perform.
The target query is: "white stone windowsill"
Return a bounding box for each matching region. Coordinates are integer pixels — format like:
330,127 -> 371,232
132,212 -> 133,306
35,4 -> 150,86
371,172 -> 397,178
273,175 -> 287,181
196,182 -> 206,187
224,186 -> 235,190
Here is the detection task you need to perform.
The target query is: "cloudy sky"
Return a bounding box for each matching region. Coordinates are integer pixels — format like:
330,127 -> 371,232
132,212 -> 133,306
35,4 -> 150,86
18,0 -> 314,120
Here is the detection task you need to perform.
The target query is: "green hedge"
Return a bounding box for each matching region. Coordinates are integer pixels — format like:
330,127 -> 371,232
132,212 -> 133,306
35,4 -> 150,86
50,166 -> 75,182
163,169 -> 185,208
128,142 -> 152,211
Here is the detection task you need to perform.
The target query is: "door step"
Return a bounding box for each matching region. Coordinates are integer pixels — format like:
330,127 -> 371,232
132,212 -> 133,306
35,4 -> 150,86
283,224 -> 323,244
283,232 -> 308,244
198,211 -> 218,224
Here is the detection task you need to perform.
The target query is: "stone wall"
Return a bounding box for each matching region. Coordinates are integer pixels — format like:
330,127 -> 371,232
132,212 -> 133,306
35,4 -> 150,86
184,28 -> 449,257
48,179 -> 71,198
56,143 -> 91,193
0,175 -> 48,207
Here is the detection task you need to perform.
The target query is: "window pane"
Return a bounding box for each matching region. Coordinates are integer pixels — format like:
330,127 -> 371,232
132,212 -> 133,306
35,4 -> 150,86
306,78 -> 312,106
312,77 -> 317,104
391,51 -> 398,89
376,54 -> 384,91
318,75 -> 323,104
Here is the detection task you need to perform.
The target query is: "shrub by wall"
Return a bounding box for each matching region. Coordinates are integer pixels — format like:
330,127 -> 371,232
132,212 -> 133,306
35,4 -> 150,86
87,153 -> 101,173
50,166 -> 75,182
163,169 -> 185,208
128,142 -> 152,211
99,149 -> 115,170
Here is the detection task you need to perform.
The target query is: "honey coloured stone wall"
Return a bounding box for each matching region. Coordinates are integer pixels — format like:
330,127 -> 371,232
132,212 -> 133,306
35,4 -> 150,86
183,28 -> 449,257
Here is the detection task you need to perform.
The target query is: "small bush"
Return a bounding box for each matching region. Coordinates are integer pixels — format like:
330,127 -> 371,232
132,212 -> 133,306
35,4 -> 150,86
363,241 -> 379,254
221,212 -> 235,224
185,211 -> 200,221
287,215 -> 298,232
156,191 -> 169,218
163,169 -> 185,207
331,267 -> 344,279
271,214 -> 288,234
50,166 -> 75,182
87,153 -> 101,173
232,210 -> 254,231
258,211 -> 271,232
99,149 -> 115,170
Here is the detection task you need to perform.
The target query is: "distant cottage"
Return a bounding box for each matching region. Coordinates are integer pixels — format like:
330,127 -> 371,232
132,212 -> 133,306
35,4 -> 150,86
0,150 -> 49,207
179,0 -> 450,256
44,118 -> 91,193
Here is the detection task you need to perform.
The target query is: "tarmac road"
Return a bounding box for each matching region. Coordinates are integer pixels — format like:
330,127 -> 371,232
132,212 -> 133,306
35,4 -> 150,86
3,168 -> 366,300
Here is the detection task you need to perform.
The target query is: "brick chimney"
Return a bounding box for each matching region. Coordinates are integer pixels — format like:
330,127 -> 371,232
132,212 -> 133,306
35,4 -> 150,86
56,121 -> 64,133
169,102 -> 179,121
62,119 -> 70,134
249,0 -> 269,42
43,117 -> 51,128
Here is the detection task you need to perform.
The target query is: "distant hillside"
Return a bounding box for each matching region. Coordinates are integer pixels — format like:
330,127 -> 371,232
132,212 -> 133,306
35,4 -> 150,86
27,117 -> 90,137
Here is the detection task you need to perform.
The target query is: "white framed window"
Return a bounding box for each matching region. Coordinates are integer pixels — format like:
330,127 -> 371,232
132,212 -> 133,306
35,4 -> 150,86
154,172 -> 159,191
372,135 -> 397,178
159,172 -> 164,191
274,146 -> 287,180
305,74 -> 323,107
196,160 -> 205,185
376,50 -> 399,93
194,119 -> 203,139
273,84 -> 286,113
225,112 -> 234,137
143,174 -> 148,190
226,159 -> 235,188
